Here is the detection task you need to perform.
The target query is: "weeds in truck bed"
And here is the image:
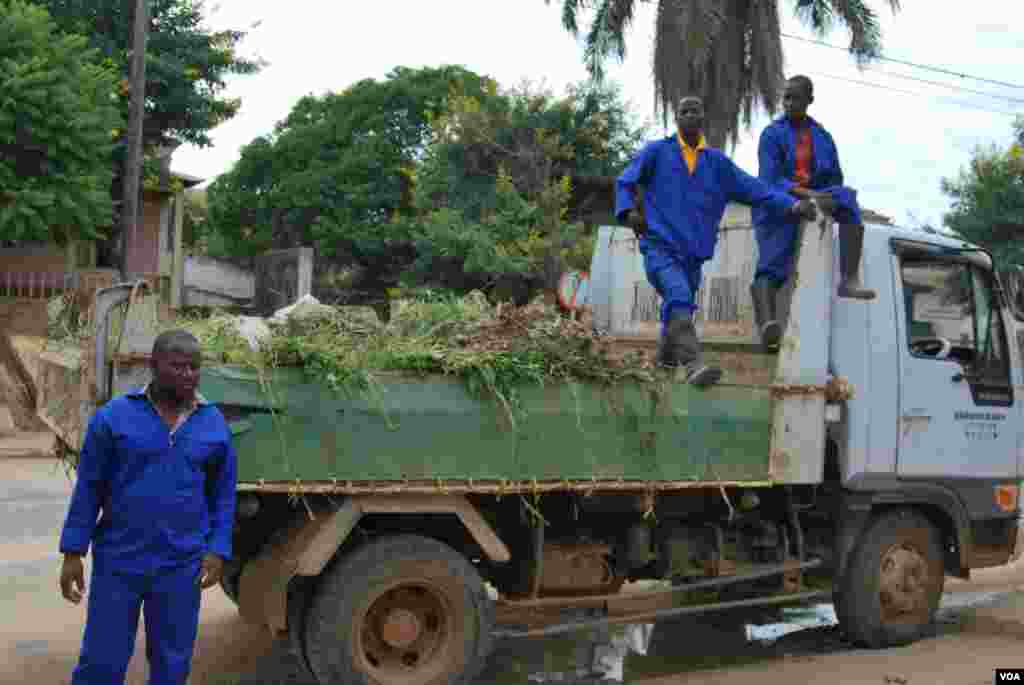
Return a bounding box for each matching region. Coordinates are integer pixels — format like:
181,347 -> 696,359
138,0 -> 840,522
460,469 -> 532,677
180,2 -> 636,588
162,291 -> 664,435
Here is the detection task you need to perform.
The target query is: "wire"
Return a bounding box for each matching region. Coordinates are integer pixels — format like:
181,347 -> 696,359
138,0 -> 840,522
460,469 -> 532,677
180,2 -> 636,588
866,69 -> 1024,107
782,32 -> 1024,91
806,71 -> 1022,117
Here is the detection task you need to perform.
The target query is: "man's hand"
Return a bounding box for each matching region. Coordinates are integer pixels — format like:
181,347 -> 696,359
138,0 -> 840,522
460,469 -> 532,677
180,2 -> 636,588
199,553 -> 224,590
788,199 -> 818,222
60,553 -> 85,604
623,209 -> 646,236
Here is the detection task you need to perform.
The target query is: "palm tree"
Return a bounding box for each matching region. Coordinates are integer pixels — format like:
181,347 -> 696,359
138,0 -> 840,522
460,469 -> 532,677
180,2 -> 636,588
549,0 -> 901,148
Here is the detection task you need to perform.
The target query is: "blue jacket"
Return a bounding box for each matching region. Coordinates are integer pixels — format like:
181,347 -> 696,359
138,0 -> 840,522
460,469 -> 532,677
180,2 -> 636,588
616,136 -> 796,260
59,388 -> 238,573
752,115 -> 853,227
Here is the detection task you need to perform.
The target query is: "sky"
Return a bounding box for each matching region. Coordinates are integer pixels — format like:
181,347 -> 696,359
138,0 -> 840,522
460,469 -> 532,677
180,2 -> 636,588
172,1 -> 1024,231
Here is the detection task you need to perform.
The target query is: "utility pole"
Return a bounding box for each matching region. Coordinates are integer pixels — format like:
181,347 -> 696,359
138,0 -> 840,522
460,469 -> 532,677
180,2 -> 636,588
119,0 -> 149,280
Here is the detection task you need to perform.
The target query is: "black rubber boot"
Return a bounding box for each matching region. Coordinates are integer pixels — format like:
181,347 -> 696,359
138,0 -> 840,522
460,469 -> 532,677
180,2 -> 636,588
750,279 -> 782,351
663,311 -> 722,387
837,223 -> 875,300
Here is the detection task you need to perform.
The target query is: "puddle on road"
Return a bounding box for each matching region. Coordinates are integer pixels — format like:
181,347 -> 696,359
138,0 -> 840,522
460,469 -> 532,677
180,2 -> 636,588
489,590 -> 1023,684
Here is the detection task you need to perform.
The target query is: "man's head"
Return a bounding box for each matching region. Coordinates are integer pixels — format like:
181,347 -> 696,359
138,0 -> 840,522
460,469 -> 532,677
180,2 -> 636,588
675,96 -> 705,139
783,76 -> 814,121
150,329 -> 201,403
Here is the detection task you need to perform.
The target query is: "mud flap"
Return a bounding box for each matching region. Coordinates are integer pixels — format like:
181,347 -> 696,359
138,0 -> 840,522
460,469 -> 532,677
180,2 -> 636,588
237,495 -> 510,634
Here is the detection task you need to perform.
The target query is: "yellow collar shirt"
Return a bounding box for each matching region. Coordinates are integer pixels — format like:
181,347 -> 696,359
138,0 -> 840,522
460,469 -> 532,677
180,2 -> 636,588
676,131 -> 707,175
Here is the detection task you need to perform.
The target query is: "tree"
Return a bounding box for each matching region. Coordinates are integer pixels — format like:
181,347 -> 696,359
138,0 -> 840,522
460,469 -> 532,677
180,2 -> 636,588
410,79 -> 648,293
549,0 -> 901,148
0,1 -> 122,244
33,0 -> 262,150
205,66 -> 495,265
181,187 -> 208,250
205,67 -> 647,303
941,119 -> 1024,267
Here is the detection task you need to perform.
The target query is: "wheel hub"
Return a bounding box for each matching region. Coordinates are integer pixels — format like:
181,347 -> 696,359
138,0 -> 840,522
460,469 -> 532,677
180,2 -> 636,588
380,608 -> 423,649
359,583 -> 454,679
879,546 -> 930,617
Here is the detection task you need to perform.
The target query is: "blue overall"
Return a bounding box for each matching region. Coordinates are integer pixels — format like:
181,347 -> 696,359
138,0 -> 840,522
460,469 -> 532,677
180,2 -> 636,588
615,135 -> 797,330
59,388 -> 237,685
752,116 -> 863,284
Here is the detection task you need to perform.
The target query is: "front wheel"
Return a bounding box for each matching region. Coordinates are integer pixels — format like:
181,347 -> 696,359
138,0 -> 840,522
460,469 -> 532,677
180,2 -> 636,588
304,534 -> 494,685
835,509 -> 945,648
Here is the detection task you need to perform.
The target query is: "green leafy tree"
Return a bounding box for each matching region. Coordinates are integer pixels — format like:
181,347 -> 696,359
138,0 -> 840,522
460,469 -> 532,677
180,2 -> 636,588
0,1 -> 122,243
33,0 -> 262,150
942,118 -> 1024,266
205,66 -> 495,270
410,79 -> 646,293
550,0 -> 901,148
181,187 -> 208,250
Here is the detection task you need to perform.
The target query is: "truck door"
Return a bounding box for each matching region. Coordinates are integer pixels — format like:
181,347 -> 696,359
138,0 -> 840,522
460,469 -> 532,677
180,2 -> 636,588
895,245 -> 1016,478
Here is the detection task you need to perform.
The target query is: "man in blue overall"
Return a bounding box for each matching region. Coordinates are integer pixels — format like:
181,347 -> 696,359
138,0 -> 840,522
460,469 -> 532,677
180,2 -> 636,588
59,329 -> 237,685
751,75 -> 875,350
616,95 -> 816,385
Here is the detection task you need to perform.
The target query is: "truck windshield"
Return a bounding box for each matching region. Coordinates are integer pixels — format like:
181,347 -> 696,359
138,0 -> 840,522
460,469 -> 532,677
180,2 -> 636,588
900,256 -> 1013,393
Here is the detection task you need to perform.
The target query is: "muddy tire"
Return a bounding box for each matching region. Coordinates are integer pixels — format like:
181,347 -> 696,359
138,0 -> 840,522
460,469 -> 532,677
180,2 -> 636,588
836,509 -> 945,648
220,560 -> 243,605
304,534 -> 494,685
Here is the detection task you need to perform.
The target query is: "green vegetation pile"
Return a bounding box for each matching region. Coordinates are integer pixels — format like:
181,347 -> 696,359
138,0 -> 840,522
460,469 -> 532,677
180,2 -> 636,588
176,291 -> 655,411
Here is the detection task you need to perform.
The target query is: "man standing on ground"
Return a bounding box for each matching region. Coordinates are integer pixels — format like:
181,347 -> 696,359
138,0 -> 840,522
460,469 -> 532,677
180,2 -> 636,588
751,74 -> 875,350
616,95 -> 816,385
59,329 -> 237,685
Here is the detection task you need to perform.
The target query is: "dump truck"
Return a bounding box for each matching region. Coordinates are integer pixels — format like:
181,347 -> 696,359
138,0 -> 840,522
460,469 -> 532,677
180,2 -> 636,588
37,202 -> 1024,685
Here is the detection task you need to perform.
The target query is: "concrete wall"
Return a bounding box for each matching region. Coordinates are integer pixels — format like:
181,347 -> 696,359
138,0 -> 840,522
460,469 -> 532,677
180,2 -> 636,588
253,247 -> 314,314
184,255 -> 255,302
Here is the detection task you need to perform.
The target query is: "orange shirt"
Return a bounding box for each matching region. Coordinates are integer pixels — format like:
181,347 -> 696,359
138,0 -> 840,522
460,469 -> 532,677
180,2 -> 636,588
794,124 -> 813,187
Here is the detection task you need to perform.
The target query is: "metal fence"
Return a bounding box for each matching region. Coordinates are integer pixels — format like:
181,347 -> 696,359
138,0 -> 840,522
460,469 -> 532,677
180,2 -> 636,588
0,270 -> 117,300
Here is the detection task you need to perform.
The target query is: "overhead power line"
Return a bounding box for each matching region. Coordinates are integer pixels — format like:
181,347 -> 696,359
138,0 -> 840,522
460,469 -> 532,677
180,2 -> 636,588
807,71 -> 1021,116
873,69 -> 1024,106
782,32 -> 1024,91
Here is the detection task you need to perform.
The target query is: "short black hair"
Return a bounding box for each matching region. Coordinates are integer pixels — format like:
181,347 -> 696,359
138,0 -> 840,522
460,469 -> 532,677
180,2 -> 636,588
787,75 -> 814,97
152,329 -> 200,358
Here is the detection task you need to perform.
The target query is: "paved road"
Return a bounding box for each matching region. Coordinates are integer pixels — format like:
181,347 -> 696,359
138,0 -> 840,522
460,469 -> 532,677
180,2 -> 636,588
3,454 -> 1023,685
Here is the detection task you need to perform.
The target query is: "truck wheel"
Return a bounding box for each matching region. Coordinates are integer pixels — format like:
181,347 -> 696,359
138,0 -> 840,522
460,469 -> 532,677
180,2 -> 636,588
219,561 -> 243,605
304,534 -> 494,685
836,509 -> 945,648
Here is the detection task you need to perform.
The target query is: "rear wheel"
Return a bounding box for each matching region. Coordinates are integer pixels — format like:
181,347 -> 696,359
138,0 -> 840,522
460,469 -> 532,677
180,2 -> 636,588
304,534 -> 494,685
836,509 -> 945,647
219,559 -> 243,605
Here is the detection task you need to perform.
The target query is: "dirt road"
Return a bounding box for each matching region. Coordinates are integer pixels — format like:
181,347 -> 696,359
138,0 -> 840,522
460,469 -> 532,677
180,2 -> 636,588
3,453 -> 1023,685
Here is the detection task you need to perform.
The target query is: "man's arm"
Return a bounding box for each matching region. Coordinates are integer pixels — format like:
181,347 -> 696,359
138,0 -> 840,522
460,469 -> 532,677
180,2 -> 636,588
757,126 -> 797,194
58,412 -> 113,557
615,142 -> 655,225
726,156 -> 803,217
817,127 -> 844,188
205,429 -> 238,562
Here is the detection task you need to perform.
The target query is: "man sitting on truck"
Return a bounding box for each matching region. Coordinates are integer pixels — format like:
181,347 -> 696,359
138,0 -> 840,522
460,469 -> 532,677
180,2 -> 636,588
58,329 -> 237,685
751,75 -> 875,349
616,95 -> 816,385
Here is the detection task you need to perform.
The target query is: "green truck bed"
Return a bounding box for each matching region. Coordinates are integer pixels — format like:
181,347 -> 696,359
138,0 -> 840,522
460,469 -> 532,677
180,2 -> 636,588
202,353 -> 776,486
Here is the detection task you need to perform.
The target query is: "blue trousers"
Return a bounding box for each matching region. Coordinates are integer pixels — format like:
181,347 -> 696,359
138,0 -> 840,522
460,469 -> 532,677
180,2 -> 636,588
754,185 -> 862,285
71,560 -> 202,685
639,239 -> 704,335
